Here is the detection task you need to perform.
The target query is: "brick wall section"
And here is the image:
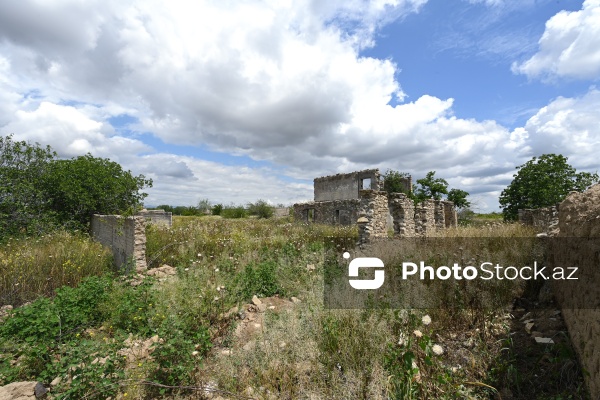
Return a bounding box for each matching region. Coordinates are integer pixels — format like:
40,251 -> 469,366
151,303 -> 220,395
138,209 -> 173,227
550,184 -> 600,398
314,169 -> 382,201
91,215 -> 147,272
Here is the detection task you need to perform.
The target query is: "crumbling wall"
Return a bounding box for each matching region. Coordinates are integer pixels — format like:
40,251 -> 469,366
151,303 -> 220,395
414,199 -> 436,236
273,207 -> 290,218
91,215 -> 147,271
388,193 -> 415,237
293,199 -> 360,225
138,209 -> 173,227
433,200 -> 446,230
314,169 -> 381,201
357,190 -> 389,243
443,201 -> 457,228
549,185 -> 600,398
518,205 -> 559,233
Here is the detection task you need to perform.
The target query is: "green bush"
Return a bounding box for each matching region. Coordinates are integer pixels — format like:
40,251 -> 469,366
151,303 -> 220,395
247,199 -> 274,219
221,205 -> 247,219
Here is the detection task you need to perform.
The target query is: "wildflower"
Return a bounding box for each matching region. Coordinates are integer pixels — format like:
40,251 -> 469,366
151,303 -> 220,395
413,330 -> 422,338
432,344 -> 444,355
397,333 -> 406,346
422,315 -> 431,326
192,351 -> 199,356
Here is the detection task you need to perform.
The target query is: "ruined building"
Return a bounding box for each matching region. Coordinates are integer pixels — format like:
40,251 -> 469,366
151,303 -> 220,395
293,169 -> 457,241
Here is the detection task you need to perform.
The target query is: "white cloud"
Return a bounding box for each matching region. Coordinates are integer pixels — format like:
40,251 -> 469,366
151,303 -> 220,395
515,88 -> 600,169
512,0 -> 600,80
0,0 -> 598,212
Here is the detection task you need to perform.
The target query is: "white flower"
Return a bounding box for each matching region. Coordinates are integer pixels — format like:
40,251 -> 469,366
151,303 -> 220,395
432,344 -> 444,355
413,330 -> 422,338
397,333 -> 406,346
422,315 -> 431,326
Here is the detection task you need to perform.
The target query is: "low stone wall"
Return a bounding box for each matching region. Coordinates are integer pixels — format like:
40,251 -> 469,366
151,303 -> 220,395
293,199 -> 361,225
91,215 -> 147,271
549,185 -> 600,398
273,207 -> 290,218
389,193 -> 415,237
138,209 -> 172,227
518,205 -> 558,233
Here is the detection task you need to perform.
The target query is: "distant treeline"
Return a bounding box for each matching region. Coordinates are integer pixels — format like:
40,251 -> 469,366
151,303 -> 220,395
150,199 -> 285,219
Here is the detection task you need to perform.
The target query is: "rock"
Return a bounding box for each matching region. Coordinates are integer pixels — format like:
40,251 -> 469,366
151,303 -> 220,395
257,303 -> 267,313
291,297 -> 301,304
50,377 -> 61,387
534,337 -> 555,344
251,295 -> 262,306
306,264 -> 316,271
0,381 -> 46,399
525,322 -> 535,334
221,349 -> 232,356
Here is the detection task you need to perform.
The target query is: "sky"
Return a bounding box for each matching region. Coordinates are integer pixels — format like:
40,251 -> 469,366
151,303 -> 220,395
0,0 -> 599,212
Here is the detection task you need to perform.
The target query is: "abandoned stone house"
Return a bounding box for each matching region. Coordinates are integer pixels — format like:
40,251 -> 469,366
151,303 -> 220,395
292,169 -> 457,240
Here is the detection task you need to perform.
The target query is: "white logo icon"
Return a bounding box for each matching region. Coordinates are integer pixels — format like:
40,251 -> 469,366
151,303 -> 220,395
346,254 -> 385,290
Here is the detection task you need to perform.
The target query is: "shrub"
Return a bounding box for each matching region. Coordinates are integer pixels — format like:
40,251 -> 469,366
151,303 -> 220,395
247,199 -> 274,219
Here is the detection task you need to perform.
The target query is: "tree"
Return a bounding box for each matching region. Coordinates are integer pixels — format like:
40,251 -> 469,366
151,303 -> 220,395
415,171 -> 448,201
447,188 -> 471,209
499,154 -> 598,220
42,154 -> 152,229
382,169 -> 412,195
247,199 -> 274,219
197,198 -> 211,214
0,135 -> 57,238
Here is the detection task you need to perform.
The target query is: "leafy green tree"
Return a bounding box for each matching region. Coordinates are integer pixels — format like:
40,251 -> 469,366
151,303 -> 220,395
42,154 -> 152,229
247,199 -> 274,219
211,203 -> 223,216
499,154 -> 598,220
382,169 -> 412,195
0,135 -> 57,238
415,171 -> 448,201
447,188 -> 471,209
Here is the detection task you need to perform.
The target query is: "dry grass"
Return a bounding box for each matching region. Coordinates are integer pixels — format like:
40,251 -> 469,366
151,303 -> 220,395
0,230 -> 113,306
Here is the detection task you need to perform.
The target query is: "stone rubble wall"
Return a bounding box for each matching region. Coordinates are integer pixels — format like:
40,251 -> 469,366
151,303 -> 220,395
356,190 -> 389,243
414,199 -> 436,236
293,199 -> 361,225
549,185 -> 600,398
443,201 -> 458,228
91,215 -> 147,272
314,169 -> 382,201
388,193 -> 415,237
138,209 -> 173,227
273,207 -> 290,218
518,205 -> 559,233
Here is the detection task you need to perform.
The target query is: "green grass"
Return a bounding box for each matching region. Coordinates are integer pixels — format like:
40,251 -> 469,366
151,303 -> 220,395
0,217 -> 586,399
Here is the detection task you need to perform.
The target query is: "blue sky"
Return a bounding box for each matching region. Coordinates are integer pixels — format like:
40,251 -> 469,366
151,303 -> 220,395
0,0 -> 599,211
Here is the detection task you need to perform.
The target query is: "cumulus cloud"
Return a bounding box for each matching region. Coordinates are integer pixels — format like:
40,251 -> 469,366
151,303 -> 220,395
0,0 -> 597,211
512,0 -> 600,80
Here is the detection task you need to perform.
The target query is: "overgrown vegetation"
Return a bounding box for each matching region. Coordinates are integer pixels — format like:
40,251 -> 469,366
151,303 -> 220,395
1,216 -> 587,399
499,153 -> 598,220
0,135 -> 152,239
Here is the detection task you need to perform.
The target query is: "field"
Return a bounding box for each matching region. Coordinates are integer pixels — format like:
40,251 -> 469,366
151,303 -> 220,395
0,217 -> 588,399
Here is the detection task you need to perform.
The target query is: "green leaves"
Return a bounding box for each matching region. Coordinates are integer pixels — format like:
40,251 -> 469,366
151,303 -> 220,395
499,154 -> 599,220
0,134 -> 152,237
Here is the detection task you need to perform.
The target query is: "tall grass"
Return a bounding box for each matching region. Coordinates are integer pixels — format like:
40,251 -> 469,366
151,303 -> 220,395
0,230 -> 113,306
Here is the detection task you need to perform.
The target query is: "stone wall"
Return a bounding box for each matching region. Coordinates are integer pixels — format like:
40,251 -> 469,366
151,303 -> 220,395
273,207 -> 290,218
388,193 -> 415,237
518,206 -> 559,233
414,199 -> 436,236
356,190 -> 389,243
91,215 -> 147,272
549,185 -> 600,398
314,169 -> 382,201
138,209 -> 173,227
293,199 -> 361,225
